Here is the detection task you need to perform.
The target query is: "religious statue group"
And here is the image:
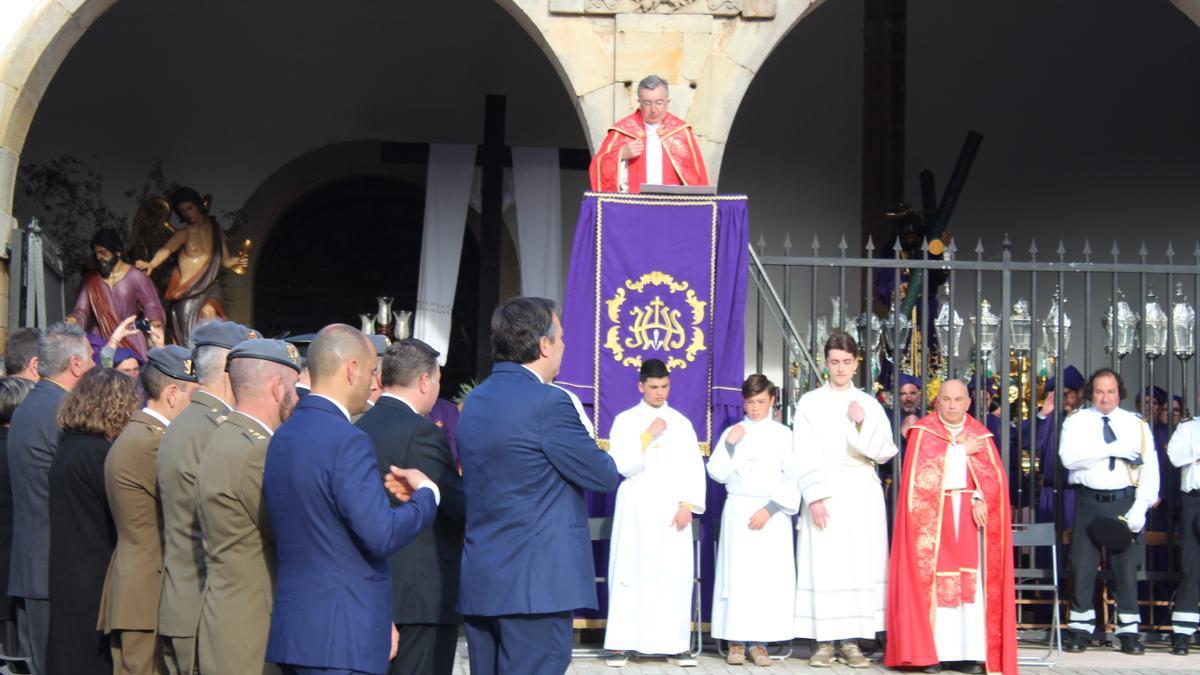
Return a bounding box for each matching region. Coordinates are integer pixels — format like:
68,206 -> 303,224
65,186 -> 248,362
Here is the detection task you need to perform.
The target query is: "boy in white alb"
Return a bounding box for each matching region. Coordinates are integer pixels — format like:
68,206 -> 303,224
604,359 -> 706,667
708,374 -> 798,667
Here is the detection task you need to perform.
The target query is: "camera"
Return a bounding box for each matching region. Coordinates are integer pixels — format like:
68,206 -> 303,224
134,311 -> 151,333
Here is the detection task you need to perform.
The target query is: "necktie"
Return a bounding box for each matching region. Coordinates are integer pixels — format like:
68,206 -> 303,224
1103,415 -> 1118,470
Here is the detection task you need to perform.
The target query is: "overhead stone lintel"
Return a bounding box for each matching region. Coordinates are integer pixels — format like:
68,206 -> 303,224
549,0 -> 760,19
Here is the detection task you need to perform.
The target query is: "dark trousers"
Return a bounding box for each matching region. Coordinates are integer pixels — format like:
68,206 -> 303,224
463,611 -> 572,675
1068,488 -> 1143,636
15,597 -> 49,675
1173,491 -> 1200,635
389,623 -> 458,675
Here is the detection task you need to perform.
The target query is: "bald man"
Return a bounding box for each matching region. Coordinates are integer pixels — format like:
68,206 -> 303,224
263,325 -> 439,675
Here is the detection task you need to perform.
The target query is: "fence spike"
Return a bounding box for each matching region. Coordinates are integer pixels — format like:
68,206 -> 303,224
1194,241 -> 1200,261
1057,240 -> 1067,260
1110,241 -> 1120,259
756,233 -> 766,254
946,239 -> 958,254
811,234 -> 820,253
892,238 -> 903,253
974,238 -> 985,257
865,235 -> 876,254
1082,239 -> 1092,261
1139,241 -> 1149,260
1029,239 -> 1039,257
1002,233 -> 1012,249
782,233 -> 793,252
838,236 -> 849,257
1167,241 -> 1175,260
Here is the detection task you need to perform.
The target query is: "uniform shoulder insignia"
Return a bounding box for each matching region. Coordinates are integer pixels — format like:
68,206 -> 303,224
214,414 -> 229,425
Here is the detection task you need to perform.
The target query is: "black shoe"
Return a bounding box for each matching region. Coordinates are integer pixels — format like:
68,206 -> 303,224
923,664 -> 943,674
1170,633 -> 1191,656
1063,631 -> 1088,653
1117,633 -> 1144,655
950,662 -> 983,674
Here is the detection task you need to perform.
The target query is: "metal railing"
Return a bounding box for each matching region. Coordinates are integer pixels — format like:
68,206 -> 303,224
750,232 -> 1200,634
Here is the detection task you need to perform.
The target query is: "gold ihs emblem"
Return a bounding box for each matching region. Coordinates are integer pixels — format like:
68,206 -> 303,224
626,297 -> 686,352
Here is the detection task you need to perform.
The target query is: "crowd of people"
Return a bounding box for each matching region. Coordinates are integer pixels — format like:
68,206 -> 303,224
0,292 -> 1197,675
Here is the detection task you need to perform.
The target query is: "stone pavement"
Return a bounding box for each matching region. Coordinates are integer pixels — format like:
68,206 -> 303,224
448,640 -> 1200,673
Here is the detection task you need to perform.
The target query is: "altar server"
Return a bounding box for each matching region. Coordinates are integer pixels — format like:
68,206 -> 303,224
793,330 -> 898,668
707,374 -> 798,667
604,359 -> 706,667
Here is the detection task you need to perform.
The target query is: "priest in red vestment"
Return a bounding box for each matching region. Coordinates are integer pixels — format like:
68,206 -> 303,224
588,75 -> 709,193
886,379 -> 1017,675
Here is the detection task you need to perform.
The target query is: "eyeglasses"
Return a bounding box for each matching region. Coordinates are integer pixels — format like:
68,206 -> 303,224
637,99 -> 669,109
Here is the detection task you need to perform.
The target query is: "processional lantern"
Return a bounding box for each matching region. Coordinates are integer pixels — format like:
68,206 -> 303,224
971,299 -> 1001,377
1010,299 -> 1033,354
855,311 -> 883,384
882,311 -> 913,373
933,287 -> 964,376
1103,291 -> 1139,365
1041,289 -> 1072,358
1143,290 -> 1168,360
1173,283 -> 1196,361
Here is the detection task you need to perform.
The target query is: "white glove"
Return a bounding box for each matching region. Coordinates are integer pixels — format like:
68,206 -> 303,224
1122,507 -> 1147,534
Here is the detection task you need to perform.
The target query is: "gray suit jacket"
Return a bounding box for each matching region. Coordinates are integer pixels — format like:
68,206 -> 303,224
7,379 -> 67,599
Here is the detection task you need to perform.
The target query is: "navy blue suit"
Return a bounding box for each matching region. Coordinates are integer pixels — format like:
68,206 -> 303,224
264,394 -> 437,675
457,362 -> 619,674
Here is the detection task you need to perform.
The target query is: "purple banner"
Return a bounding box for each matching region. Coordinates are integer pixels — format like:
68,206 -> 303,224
558,193 -> 749,451
557,193 -> 749,625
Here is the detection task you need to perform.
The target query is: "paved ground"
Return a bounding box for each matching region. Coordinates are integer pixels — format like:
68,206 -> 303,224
449,641 -> 1200,673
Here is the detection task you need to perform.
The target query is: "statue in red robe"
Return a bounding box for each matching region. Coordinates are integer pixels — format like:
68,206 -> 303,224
588,76 -> 708,193
886,380 -> 1017,675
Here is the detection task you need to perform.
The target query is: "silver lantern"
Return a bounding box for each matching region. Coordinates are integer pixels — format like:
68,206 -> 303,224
934,300 -> 964,360
1010,299 -> 1033,354
359,313 -> 375,335
1041,290 -> 1072,358
882,310 -> 913,357
1103,293 -> 1139,357
971,299 -> 1001,356
1173,282 -> 1196,361
855,311 -> 883,355
1143,291 -> 1168,359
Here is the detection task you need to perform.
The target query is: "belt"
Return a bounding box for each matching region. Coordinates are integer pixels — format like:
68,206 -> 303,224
1076,485 -> 1135,503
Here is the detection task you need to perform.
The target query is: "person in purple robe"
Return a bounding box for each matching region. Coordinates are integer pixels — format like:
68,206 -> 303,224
1018,365 -> 1084,527
429,397 -> 460,467
67,229 -> 165,359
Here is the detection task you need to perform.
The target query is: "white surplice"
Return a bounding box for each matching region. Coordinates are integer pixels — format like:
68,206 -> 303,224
932,417 -> 987,662
792,382 -> 898,641
707,416 -> 799,642
604,401 -> 707,655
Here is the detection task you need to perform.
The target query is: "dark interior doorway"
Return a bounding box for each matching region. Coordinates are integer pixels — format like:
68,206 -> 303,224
254,174 -> 480,399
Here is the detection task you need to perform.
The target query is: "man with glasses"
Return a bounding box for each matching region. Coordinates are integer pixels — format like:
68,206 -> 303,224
588,74 -> 709,193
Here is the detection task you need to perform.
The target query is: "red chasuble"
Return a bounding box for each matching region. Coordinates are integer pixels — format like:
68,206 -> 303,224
885,413 -> 1017,675
588,110 -> 709,193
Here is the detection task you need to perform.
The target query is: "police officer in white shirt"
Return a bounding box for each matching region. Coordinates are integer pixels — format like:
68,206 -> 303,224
1058,368 -> 1158,655
1167,398 -> 1200,656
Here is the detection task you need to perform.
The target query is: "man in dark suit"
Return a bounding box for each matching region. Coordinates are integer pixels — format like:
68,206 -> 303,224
4,327 -> 41,382
457,297 -> 621,675
7,322 -> 93,674
357,338 -> 465,675
264,324 -> 439,675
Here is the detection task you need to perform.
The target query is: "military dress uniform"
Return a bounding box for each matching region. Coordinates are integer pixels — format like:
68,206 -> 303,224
195,339 -> 300,675
1059,405 -> 1159,653
1166,415 -> 1200,655
156,321 -> 257,674
100,345 -> 196,675
195,411 -> 279,675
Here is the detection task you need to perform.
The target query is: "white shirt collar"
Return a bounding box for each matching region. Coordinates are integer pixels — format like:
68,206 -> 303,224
380,392 -> 420,415
141,406 -> 170,427
234,410 -> 274,436
521,364 -> 545,384
310,393 -> 352,422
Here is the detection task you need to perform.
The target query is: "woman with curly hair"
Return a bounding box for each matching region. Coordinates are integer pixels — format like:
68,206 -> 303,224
45,368 -> 140,675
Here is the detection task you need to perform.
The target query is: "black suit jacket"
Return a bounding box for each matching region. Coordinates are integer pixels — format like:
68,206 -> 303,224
357,395 -> 465,625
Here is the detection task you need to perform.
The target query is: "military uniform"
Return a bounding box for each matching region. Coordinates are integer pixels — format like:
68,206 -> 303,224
1167,416 -> 1200,654
99,409 -> 170,674
196,411 -> 279,675
156,390 -> 230,674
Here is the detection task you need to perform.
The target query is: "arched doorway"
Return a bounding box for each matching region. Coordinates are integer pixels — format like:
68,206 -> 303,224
254,174 -> 484,397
